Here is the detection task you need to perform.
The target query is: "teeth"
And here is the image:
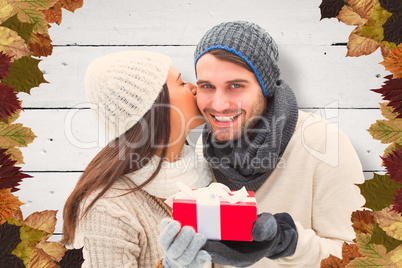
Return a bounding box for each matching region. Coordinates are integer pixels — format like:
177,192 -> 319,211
215,114 -> 240,122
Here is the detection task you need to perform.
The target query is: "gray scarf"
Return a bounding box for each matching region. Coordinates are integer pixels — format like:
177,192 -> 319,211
203,79 -> 298,191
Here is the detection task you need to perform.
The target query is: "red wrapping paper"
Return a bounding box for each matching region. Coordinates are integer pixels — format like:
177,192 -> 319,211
172,191 -> 257,241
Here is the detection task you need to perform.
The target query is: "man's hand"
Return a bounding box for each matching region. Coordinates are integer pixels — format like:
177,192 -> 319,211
203,213 -> 298,267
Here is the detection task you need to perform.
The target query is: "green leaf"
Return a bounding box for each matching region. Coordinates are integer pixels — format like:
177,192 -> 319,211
0,55 -> 48,94
357,173 -> 402,211
368,119 -> 402,144
348,233 -> 391,267
370,223 -> 402,253
0,14 -> 34,44
7,218 -> 49,267
14,0 -> 59,34
0,121 -> 36,148
355,0 -> 397,49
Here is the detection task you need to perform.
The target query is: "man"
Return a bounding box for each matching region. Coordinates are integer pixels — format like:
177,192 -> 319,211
193,21 -> 365,267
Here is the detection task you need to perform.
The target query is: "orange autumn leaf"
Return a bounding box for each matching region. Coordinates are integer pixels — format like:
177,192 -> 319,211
381,45 -> 391,58
319,254 -> 343,267
380,46 -> 402,79
0,188 -> 24,224
23,210 -> 57,240
0,26 -> 30,61
337,5 -> 367,26
351,209 -> 376,235
60,0 -> 84,13
12,206 -> 23,221
347,0 -> 375,19
336,5 -> 380,57
37,241 -> 67,262
29,248 -> 58,268
341,242 -> 364,264
347,27 -> 380,57
28,32 -> 53,58
42,1 -> 62,25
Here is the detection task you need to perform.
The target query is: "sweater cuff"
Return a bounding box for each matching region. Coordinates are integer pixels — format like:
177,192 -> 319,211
276,222 -> 343,266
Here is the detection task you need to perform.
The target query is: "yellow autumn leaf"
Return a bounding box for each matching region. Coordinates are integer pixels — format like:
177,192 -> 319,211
380,102 -> 401,120
337,5 -> 367,26
0,108 -> 21,125
13,0 -> 59,34
24,210 -> 57,240
389,244 -> 402,266
374,206 -> 402,241
0,0 -> 16,24
347,27 -> 380,57
0,188 -> 24,224
347,0 -> 375,19
355,0 -> 395,49
29,248 -> 58,268
0,121 -> 37,148
368,119 -> 402,144
4,146 -> 24,165
0,26 -> 30,61
37,241 -> 67,262
383,142 -> 402,163
7,217 -> 49,267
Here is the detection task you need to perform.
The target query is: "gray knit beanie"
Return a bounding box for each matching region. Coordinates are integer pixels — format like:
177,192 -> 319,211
194,21 -> 279,97
85,50 -> 172,141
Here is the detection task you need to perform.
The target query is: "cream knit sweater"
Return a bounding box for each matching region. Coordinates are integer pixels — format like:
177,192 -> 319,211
196,111 -> 365,268
71,145 -> 212,268
72,177 -> 170,267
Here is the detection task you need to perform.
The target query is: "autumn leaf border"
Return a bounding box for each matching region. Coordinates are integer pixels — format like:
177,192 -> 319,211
319,0 -> 402,267
0,0 -> 84,267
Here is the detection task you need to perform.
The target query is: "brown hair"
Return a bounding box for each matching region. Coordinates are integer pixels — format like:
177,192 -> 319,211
61,84 -> 171,245
207,49 -> 253,73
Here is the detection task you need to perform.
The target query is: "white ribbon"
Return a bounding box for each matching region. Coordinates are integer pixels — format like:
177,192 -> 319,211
165,182 -> 251,240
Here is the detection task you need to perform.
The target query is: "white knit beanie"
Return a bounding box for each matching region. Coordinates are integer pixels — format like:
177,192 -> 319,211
85,51 -> 172,141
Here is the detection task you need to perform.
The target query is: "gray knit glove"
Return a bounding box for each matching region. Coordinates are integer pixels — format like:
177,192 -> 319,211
159,218 -> 211,268
203,212 -> 298,267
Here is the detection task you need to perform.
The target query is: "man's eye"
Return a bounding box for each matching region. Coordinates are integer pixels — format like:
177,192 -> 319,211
201,84 -> 213,89
231,84 -> 242,88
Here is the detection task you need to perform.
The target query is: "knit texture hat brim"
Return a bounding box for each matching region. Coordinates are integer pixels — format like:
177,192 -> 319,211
85,50 -> 172,141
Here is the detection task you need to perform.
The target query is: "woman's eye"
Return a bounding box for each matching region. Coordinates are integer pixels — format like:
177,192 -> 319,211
181,82 -> 187,86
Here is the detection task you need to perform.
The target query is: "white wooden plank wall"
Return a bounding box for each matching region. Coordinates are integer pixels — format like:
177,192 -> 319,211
14,0 -> 389,240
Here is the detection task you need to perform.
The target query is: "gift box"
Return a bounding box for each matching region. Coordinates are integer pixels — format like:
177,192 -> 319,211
168,183 -> 257,241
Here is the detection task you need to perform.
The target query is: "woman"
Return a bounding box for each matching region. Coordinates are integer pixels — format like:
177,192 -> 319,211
61,51 -> 212,267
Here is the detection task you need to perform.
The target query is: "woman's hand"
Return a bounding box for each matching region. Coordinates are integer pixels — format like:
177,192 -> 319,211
159,218 -> 211,268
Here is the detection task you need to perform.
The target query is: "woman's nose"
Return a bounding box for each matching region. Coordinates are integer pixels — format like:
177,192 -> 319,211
186,82 -> 197,96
